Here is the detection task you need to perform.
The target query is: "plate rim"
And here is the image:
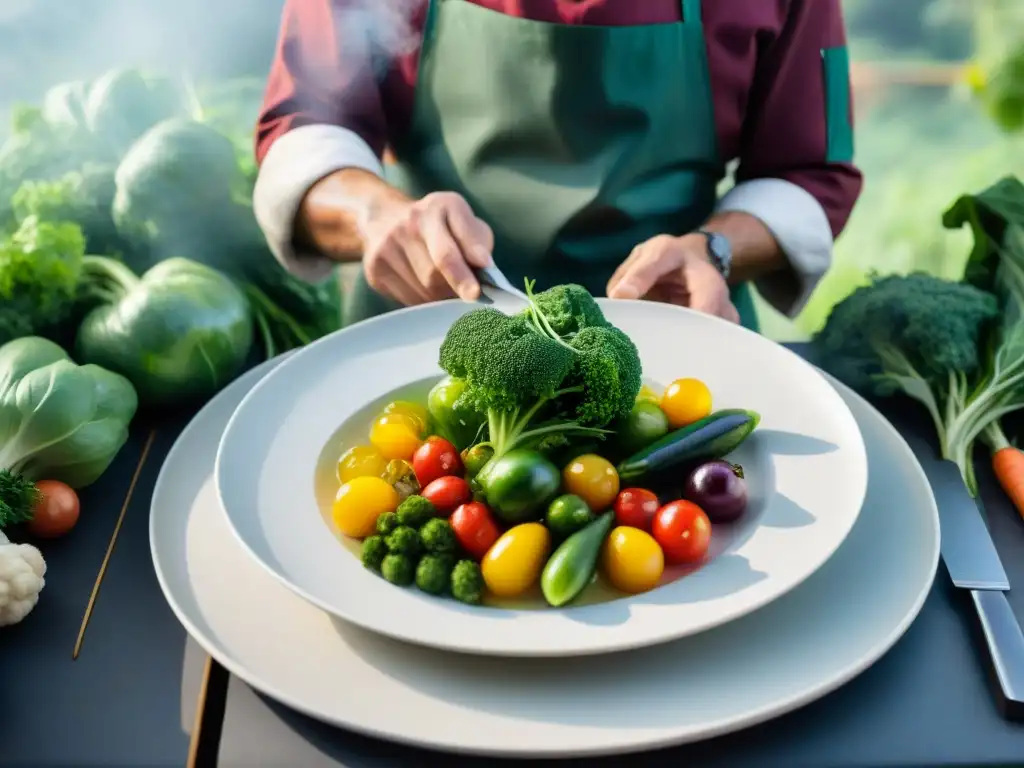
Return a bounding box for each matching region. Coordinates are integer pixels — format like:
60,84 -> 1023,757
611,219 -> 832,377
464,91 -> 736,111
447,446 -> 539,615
213,300 -> 868,657
152,355 -> 939,758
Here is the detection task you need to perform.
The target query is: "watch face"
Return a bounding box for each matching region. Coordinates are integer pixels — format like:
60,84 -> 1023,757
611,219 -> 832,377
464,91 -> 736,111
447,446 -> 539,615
705,232 -> 732,277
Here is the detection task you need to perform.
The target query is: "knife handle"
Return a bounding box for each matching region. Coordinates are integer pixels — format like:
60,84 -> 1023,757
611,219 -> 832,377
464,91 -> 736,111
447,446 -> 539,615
970,590 -> 1024,720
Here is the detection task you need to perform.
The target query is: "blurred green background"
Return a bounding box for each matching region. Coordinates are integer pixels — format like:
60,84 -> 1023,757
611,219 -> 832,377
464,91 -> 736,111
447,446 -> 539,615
1,0 -> 1022,333
758,0 -> 1024,340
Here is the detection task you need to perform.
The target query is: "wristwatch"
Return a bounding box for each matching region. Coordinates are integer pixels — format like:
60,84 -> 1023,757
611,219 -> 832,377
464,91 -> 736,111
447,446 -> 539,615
696,229 -> 732,280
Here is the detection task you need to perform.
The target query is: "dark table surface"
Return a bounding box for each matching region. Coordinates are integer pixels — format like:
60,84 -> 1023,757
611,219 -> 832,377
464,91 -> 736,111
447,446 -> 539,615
4,343 -> 1024,768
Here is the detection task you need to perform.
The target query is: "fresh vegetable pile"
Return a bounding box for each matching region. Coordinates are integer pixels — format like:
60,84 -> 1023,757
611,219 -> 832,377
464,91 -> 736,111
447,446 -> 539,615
0,335 -> 137,625
815,175 -> 1024,518
0,68 -> 342,407
330,283 -> 761,607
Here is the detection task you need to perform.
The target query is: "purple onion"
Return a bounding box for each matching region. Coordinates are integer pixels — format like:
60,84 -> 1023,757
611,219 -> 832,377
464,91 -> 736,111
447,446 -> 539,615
684,460 -> 748,523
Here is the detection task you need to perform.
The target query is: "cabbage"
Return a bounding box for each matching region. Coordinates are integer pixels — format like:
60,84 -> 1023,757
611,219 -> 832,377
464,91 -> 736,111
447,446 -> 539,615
0,337 -> 138,489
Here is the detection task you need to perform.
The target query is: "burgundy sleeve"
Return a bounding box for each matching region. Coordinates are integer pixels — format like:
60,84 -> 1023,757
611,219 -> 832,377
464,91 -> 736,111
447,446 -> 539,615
255,0 -> 389,165
734,0 -> 863,238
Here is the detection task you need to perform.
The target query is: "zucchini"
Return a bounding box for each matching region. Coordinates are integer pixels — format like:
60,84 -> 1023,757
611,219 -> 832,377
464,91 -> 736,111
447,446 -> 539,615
617,409 -> 760,483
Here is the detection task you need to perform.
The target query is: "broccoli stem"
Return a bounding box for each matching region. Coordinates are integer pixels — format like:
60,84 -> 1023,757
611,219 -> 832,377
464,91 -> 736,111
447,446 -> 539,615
481,387 -> 608,461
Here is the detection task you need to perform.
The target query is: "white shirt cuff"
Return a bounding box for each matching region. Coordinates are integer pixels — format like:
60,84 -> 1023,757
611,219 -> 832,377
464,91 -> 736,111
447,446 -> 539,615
253,124 -> 384,283
714,178 -> 834,318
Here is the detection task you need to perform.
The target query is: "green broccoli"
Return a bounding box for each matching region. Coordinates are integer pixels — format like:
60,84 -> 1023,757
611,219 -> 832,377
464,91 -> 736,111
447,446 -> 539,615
385,525 -> 422,557
415,554 -> 455,595
815,271 -> 999,489
528,283 -> 609,336
419,518 -> 458,554
396,495 -> 435,528
359,535 -> 388,572
437,281 -> 642,465
381,554 -> 415,586
450,559 -> 485,605
375,511 -> 400,536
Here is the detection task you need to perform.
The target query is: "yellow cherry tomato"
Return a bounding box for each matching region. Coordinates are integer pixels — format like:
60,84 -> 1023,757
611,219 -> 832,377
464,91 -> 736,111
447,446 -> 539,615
636,385 -> 661,405
602,526 -> 665,594
660,377 -> 713,429
382,401 -> 429,436
332,476 -> 400,538
562,454 -> 620,511
337,445 -> 388,483
481,523 -> 551,598
369,413 -> 423,461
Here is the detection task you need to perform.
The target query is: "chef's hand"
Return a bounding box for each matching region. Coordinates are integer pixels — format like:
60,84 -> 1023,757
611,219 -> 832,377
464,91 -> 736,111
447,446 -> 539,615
607,234 -> 740,324
362,191 -> 494,305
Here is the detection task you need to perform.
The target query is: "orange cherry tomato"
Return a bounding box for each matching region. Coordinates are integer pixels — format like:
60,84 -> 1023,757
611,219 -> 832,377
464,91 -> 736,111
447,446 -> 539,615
29,480 -> 80,539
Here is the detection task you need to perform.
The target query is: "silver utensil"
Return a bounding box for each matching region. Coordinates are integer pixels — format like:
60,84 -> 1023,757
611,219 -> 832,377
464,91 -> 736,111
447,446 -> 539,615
923,457 -> 1024,720
473,265 -> 530,309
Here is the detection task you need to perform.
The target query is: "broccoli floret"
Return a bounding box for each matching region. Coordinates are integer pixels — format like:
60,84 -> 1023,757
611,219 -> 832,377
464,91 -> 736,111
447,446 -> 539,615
815,272 -> 999,473
528,283 -> 608,335
816,273 -> 997,397
360,535 -> 388,572
375,511 -> 400,536
396,495 -> 435,528
415,554 -> 455,595
437,281 -> 639,465
419,518 -> 458,554
450,559 -> 485,605
381,554 -> 415,586
439,308 -> 576,412
385,525 -> 422,557
566,325 -> 643,425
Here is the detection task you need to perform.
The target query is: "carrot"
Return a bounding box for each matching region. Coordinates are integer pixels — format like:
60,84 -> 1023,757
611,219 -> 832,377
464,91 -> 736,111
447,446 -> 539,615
992,445 -> 1024,522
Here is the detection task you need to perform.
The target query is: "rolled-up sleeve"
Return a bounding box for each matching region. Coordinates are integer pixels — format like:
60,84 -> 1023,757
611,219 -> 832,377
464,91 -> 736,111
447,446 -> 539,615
253,0 -> 389,281
716,0 -> 863,317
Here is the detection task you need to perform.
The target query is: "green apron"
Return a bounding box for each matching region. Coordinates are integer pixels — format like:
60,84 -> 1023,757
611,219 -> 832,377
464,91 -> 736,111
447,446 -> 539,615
345,0 -> 759,331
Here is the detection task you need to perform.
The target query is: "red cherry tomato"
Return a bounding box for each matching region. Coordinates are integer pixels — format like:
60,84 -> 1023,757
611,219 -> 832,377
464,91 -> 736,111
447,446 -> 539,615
652,500 -> 712,565
613,488 -> 660,531
421,475 -> 472,516
450,502 -> 501,560
412,436 -> 464,487
29,480 -> 80,539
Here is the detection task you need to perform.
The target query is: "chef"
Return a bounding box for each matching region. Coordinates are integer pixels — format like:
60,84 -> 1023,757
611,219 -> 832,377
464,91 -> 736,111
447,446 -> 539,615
253,0 -> 862,330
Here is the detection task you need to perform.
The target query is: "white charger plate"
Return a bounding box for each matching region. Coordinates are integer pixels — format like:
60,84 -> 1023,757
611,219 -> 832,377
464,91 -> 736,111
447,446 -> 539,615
215,301 -> 868,657
154,356 -> 938,758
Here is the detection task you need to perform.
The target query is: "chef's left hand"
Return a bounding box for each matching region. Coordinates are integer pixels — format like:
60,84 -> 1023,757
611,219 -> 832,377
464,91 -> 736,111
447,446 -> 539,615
607,234 -> 740,324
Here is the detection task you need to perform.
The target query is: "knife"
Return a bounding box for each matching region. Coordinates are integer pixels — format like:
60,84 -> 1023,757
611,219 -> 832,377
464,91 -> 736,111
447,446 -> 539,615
473,265 -> 530,310
923,456 -> 1024,720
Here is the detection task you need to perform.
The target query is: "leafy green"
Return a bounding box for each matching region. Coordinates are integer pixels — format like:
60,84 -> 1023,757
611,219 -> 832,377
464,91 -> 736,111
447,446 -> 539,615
816,175 -> 1024,494
0,336 -> 137,489
75,256 -> 253,407
0,216 -> 87,345
11,164 -> 121,256
0,468 -> 41,530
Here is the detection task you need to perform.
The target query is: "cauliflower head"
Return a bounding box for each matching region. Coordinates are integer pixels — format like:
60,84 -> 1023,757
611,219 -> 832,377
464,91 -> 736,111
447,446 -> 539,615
0,530 -> 46,627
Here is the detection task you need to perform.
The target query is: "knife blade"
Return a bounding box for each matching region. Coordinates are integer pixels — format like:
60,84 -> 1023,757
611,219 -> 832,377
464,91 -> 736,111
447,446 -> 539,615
474,265 -> 530,310
922,457 -> 1024,720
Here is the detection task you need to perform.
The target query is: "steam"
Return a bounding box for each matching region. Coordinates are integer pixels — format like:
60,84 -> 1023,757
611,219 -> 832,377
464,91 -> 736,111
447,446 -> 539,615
336,0 -> 425,77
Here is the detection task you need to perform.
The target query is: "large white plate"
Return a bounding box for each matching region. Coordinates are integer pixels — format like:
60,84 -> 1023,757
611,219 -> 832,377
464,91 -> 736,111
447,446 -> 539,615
215,301 -> 868,657
153,356 -> 938,758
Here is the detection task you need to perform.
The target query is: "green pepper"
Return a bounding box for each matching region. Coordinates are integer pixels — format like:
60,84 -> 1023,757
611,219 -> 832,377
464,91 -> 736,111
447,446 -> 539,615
427,375 -> 485,451
541,511 -> 615,607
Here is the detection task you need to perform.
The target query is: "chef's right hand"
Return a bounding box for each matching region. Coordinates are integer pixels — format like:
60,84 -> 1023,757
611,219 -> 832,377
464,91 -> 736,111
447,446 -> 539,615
362,191 -> 494,305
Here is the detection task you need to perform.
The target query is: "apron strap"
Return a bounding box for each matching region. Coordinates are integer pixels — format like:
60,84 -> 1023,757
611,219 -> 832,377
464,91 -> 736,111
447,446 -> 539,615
422,0 -> 441,48
680,0 -> 703,25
